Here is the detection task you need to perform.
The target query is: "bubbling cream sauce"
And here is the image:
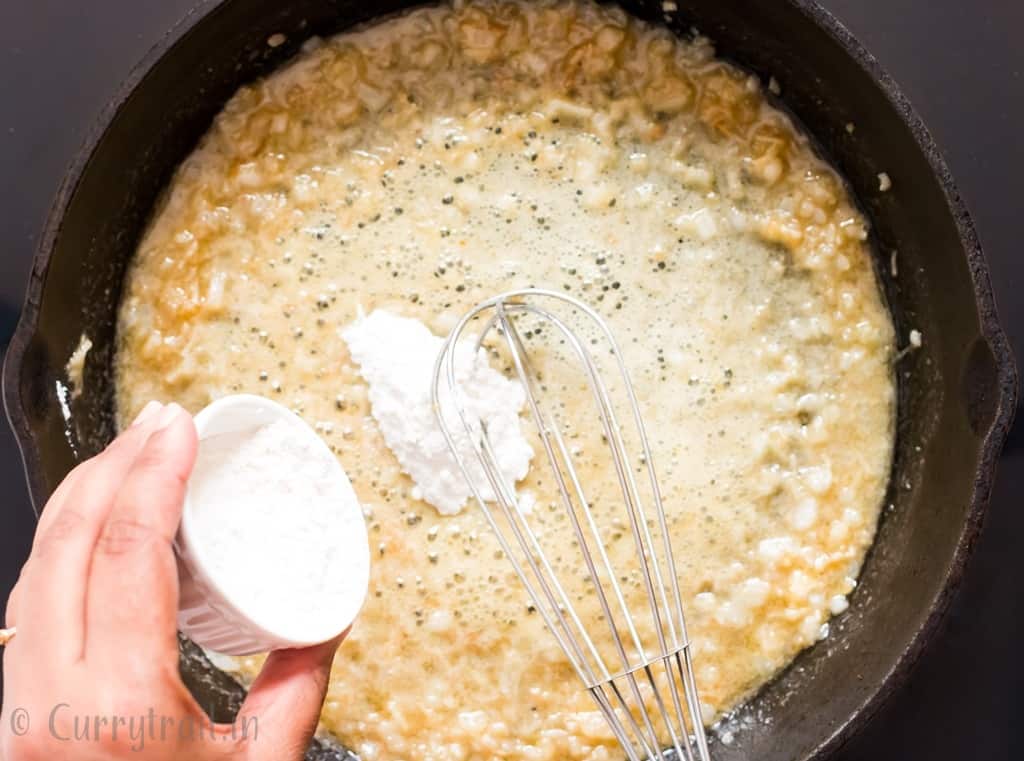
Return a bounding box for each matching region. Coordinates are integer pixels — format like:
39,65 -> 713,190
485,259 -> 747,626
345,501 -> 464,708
115,2 -> 895,758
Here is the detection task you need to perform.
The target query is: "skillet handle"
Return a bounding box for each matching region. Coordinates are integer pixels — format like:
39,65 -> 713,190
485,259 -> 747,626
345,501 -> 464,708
962,332 -> 1019,446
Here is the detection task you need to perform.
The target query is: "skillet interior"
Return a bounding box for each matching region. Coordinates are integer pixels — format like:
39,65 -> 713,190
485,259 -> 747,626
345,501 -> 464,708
2,1 -> 1016,759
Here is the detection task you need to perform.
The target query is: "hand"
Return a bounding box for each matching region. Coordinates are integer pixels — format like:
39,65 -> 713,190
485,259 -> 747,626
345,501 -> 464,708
1,402 -> 339,760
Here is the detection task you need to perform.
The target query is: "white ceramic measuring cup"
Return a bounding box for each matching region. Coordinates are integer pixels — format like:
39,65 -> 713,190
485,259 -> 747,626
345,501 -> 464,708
175,394 -> 369,655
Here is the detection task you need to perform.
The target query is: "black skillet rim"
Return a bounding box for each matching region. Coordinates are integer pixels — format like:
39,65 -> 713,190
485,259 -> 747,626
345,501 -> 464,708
1,0 -> 1018,757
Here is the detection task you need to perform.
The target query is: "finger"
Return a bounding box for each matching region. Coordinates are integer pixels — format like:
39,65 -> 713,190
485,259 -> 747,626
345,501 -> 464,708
239,635 -> 344,761
86,404 -> 197,666
16,402 -> 168,665
32,400 -> 163,547
4,564 -> 26,629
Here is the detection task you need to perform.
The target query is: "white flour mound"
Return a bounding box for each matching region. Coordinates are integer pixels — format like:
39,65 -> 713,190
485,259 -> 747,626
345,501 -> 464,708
342,309 -> 533,516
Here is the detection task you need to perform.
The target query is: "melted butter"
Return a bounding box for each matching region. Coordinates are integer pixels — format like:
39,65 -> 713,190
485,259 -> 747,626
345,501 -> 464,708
114,2 -> 895,759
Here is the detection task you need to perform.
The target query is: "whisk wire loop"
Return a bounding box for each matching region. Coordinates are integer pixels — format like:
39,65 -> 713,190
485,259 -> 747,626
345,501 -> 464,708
432,289 -> 711,761
495,303 -> 685,761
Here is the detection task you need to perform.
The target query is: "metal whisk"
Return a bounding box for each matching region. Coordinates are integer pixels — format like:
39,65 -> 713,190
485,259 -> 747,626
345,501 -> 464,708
431,289 -> 710,761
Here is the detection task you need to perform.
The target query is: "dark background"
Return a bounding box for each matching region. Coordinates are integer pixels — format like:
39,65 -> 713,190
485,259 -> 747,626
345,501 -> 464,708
1,1 -> 1021,758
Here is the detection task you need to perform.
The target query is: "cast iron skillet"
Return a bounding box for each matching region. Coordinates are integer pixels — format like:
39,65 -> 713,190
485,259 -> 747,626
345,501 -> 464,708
2,0 -> 1017,759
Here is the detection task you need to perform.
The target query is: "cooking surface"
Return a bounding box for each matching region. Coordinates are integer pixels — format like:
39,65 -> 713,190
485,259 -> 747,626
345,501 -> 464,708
0,1 -> 1020,758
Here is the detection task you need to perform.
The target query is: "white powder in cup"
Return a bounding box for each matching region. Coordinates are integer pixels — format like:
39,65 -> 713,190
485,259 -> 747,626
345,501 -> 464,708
186,417 -> 369,643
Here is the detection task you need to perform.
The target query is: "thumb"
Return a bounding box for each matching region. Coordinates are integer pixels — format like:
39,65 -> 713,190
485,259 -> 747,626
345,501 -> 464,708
239,634 -> 344,760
